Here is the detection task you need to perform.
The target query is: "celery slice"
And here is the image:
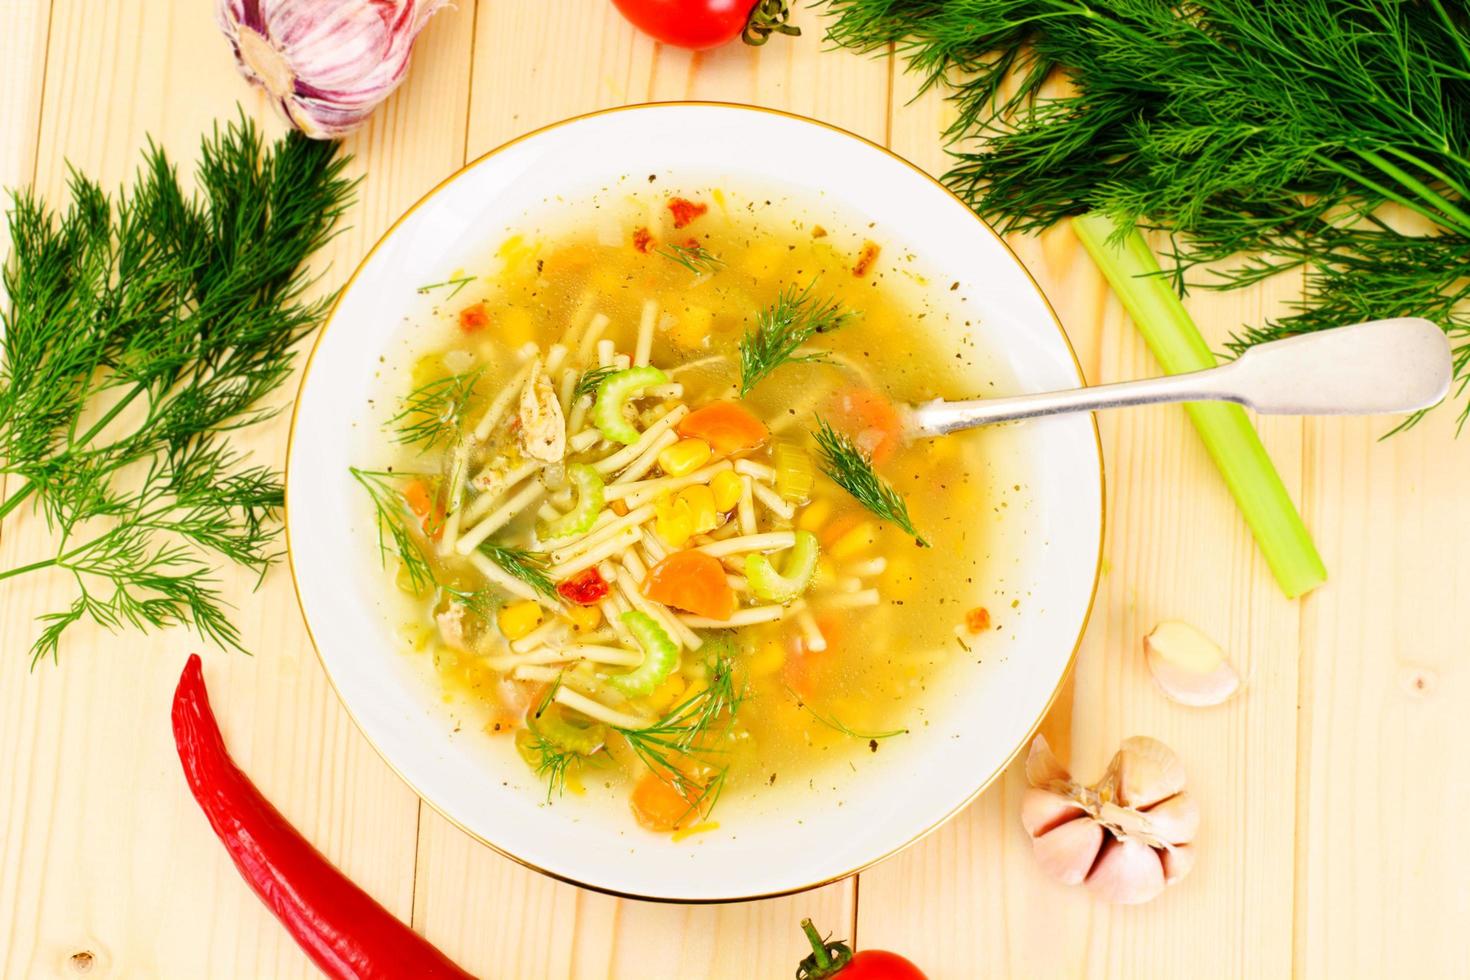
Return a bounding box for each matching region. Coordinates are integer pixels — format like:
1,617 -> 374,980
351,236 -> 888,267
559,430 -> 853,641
529,704 -> 606,756
611,611 -> 679,696
1072,212 -> 1326,598
540,464 -> 604,539
592,366 -> 668,445
773,440 -> 814,503
745,530 -> 819,602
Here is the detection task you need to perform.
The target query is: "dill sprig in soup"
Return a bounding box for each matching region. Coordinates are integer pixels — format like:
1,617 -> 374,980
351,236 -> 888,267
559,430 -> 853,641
355,187 -> 1007,836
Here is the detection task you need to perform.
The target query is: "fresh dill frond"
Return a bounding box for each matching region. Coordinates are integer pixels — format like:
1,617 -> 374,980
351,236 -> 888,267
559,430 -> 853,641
812,417 -> 927,546
534,673 -> 564,719
656,241 -> 725,275
477,541 -> 556,597
786,685 -> 908,741
416,275 -> 475,300
819,0 -> 1470,428
615,648 -> 747,816
350,468 -> 436,593
520,723 -> 582,801
0,113 -> 354,662
387,369 -> 481,450
738,280 -> 849,396
572,364 -> 618,401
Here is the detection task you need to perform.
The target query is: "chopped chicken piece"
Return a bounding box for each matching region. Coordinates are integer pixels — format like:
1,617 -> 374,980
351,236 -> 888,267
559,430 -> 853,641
517,358 -> 565,463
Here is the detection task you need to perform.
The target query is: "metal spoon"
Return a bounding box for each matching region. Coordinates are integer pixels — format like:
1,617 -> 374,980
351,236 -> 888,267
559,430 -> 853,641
906,317 -> 1453,437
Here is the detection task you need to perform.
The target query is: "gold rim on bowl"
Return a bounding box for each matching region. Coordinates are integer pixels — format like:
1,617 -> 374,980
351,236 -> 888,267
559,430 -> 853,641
283,100 -> 1106,904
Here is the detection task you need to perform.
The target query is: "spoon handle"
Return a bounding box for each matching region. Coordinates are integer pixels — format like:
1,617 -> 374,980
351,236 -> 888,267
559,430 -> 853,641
906,317 -> 1451,438
907,371 -> 1232,436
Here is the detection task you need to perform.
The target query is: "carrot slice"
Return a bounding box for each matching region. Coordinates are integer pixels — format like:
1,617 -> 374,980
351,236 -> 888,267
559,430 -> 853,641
402,479 -> 445,541
826,387 -> 902,465
677,401 -> 769,455
631,772 -> 696,832
457,302 -> 490,333
643,550 -> 736,620
784,613 -> 842,699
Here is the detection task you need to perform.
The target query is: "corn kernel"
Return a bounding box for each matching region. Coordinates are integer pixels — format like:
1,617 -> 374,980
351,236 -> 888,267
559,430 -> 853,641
497,600 -> 543,641
829,521 -> 878,561
658,438 -> 712,477
748,639 -> 786,677
564,603 -> 602,632
710,470 -> 743,512
667,305 -> 714,350
644,673 -> 687,712
678,484 -> 719,534
655,492 -> 695,548
797,497 -> 832,533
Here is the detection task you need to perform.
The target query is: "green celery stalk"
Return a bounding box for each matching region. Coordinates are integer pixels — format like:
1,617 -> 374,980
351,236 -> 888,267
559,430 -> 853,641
1072,212 -> 1326,599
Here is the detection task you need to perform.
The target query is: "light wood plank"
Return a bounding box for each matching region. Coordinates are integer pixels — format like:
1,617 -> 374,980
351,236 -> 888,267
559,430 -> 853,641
464,0 -> 889,150
0,0 -> 51,199
1295,406 -> 1470,979
0,1 -> 472,975
9,4 -> 1470,976
411,7 -> 883,975
854,65 -> 1307,979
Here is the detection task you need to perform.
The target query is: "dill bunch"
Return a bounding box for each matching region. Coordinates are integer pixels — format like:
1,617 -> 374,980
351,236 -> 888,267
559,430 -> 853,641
820,0 -> 1470,426
0,115 -> 354,662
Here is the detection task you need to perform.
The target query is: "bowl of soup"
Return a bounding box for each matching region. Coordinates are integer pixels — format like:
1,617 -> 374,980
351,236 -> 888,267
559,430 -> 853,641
286,103 -> 1103,901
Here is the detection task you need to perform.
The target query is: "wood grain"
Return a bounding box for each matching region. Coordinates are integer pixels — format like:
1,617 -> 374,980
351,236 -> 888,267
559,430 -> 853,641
2,2 -> 1467,977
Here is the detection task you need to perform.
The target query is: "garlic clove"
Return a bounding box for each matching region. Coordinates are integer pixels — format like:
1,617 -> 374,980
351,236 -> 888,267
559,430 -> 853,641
1112,736 -> 1187,809
1145,621 -> 1240,706
1025,734 -> 1072,788
1140,791 -> 1200,845
1086,837 -> 1167,905
1032,813 -> 1105,886
1162,844 -> 1197,884
1020,787 -> 1089,838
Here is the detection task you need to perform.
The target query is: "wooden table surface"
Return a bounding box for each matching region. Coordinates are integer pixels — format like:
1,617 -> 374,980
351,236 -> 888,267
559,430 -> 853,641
3,2 -> 1467,977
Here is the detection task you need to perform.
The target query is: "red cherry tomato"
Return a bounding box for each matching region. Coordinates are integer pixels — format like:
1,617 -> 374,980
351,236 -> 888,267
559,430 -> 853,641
610,0 -> 799,51
832,950 -> 927,980
795,919 -> 927,980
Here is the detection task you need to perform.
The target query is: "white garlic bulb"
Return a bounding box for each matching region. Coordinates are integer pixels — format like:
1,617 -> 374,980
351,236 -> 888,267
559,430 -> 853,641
1021,735 -> 1199,904
217,0 -> 450,138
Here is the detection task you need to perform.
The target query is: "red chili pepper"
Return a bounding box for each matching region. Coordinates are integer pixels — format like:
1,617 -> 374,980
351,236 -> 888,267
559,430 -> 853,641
667,196 -> 708,229
632,226 -> 655,253
557,566 -> 611,605
796,918 -> 926,980
172,655 -> 475,980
